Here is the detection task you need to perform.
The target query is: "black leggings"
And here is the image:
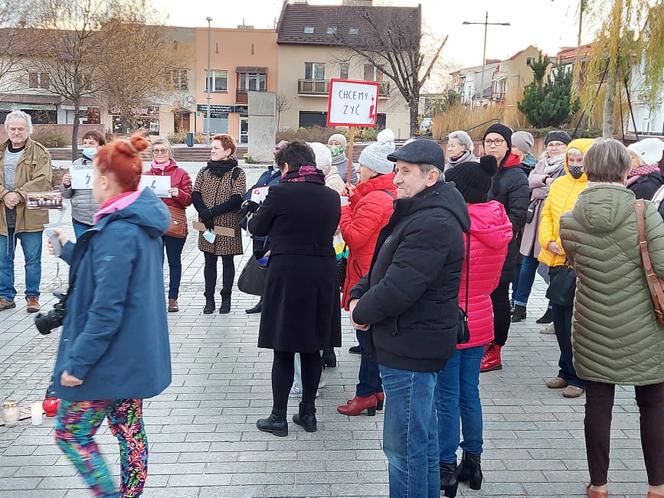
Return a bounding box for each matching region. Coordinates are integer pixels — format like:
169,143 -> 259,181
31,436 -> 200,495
491,281 -> 512,346
272,351 -> 322,414
203,253 -> 235,298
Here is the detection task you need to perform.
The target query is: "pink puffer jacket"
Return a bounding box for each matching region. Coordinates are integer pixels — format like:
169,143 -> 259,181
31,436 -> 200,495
458,201 -> 513,349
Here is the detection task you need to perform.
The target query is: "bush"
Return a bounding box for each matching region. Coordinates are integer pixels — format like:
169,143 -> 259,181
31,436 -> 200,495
167,131 -> 206,144
32,130 -> 71,148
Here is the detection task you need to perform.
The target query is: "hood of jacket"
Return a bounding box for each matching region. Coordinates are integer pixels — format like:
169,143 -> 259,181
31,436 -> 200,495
501,152 -> 523,168
393,181 -> 471,233
563,138 -> 594,180
570,183 -> 636,235
468,201 -> 513,249
95,187 -> 170,238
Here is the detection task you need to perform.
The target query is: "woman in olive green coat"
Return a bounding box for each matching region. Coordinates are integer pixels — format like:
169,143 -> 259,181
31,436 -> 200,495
559,139 -> 664,498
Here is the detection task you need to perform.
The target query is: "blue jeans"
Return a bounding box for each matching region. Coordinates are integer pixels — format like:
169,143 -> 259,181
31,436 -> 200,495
0,229 -> 43,301
356,330 -> 382,397
436,347 -> 484,464
72,219 -> 92,240
163,235 -> 186,299
513,255 -> 540,307
380,365 -> 440,498
552,302 -> 585,389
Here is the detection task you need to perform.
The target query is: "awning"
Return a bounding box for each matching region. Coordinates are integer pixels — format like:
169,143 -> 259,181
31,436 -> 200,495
235,66 -> 267,73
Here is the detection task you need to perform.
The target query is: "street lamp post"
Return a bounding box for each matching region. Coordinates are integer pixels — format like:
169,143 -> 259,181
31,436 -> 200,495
206,16 -> 212,142
463,12 -> 510,106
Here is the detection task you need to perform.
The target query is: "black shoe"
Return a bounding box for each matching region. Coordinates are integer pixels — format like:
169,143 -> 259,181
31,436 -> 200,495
440,462 -> 459,497
322,348 -> 337,368
203,298 -> 215,314
457,452 -> 483,490
245,300 -> 262,314
219,292 -> 231,314
536,308 -> 554,324
256,412 -> 288,437
511,305 -> 527,323
348,345 -> 361,355
292,402 -> 317,432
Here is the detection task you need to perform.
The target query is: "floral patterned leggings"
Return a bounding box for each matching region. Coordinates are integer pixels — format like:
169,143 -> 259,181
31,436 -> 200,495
54,399 -> 148,498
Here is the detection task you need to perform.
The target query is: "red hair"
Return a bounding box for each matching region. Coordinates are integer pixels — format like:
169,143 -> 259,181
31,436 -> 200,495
96,133 -> 148,192
212,133 -> 236,156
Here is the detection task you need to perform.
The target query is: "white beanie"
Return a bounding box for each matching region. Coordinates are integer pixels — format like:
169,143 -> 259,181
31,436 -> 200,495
328,133 -> 347,149
358,129 -> 396,175
309,142 -> 333,175
628,138 -> 664,166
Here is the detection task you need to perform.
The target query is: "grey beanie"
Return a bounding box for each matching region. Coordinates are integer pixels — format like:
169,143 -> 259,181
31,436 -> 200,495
359,129 -> 396,174
328,133 -> 347,149
512,131 -> 534,154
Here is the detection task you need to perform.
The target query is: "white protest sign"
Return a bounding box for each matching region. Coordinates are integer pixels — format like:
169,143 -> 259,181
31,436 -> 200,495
139,175 -> 172,198
250,186 -> 270,204
70,163 -> 94,190
327,79 -> 380,127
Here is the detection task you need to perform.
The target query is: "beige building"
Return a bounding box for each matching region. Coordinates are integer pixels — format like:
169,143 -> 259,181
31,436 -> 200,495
276,1 -> 413,139
489,45 -> 542,106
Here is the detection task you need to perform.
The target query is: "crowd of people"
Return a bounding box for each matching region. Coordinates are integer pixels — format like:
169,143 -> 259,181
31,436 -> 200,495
2,108 -> 664,498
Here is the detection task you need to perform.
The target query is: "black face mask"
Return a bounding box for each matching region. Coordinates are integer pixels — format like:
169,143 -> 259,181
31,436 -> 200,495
569,165 -> 583,179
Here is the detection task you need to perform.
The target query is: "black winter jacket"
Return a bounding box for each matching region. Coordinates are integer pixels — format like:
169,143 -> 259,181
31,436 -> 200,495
489,155 -> 529,282
350,181 -> 470,372
627,172 -> 664,201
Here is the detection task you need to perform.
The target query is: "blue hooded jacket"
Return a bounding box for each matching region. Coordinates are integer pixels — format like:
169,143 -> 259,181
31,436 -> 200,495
51,188 -> 172,401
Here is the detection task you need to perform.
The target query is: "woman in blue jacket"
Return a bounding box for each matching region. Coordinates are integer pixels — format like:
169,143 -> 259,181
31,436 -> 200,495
48,133 -> 171,498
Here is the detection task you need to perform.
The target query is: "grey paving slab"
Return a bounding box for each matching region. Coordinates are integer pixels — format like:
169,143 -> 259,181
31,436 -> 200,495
0,165 -> 654,497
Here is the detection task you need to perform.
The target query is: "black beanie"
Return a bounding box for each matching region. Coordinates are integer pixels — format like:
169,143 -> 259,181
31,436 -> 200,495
544,130 -> 572,146
445,155 -> 498,204
483,123 -> 513,151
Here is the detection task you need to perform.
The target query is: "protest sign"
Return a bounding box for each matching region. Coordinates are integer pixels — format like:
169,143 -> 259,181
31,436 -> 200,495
139,175 -> 171,198
70,162 -> 94,190
326,79 -> 380,128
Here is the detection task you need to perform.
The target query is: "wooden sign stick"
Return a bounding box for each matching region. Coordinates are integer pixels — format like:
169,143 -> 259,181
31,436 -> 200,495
347,127 -> 355,183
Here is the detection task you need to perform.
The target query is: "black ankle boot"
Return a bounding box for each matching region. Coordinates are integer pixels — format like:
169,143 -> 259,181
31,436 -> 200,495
245,299 -> 262,314
440,462 -> 458,497
292,402 -> 317,432
322,348 -> 337,368
256,411 -> 288,437
457,452 -> 483,490
511,305 -> 527,323
203,297 -> 215,314
219,291 -> 231,314
536,307 -> 554,324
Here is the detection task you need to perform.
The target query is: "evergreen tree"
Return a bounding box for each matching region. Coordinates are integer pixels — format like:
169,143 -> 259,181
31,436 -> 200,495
518,55 -> 549,127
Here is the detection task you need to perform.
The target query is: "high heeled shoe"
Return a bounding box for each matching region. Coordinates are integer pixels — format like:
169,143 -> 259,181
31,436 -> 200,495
375,391 -> 384,411
646,492 -> 664,498
440,462 -> 459,497
337,395 -> 378,416
457,451 -> 483,490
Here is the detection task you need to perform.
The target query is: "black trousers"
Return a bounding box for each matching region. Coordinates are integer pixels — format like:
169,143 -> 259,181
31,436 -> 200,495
203,253 -> 235,299
272,350 -> 322,414
490,281 -> 512,346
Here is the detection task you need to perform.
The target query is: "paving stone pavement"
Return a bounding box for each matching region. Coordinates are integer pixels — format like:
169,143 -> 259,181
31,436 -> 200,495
0,166 -> 652,497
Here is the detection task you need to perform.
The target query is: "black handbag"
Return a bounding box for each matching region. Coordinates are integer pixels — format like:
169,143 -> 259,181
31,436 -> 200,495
457,231 -> 471,344
526,198 -> 540,224
546,264 -> 577,306
238,256 -> 267,296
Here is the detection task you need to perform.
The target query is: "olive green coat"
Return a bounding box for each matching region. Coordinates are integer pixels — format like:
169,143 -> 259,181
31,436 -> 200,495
560,184 -> 664,386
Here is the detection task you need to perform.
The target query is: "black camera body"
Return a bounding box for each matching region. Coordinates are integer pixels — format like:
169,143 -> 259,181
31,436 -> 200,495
35,292 -> 68,335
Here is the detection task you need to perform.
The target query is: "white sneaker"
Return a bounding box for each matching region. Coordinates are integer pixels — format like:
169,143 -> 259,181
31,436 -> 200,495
318,380 -> 326,389
289,384 -> 320,398
540,323 -> 555,334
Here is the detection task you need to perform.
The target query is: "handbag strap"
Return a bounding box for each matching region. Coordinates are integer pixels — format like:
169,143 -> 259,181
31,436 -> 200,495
635,200 -> 664,306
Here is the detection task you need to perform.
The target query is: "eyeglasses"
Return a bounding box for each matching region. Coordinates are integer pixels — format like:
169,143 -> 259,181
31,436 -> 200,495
153,148 -> 169,154
484,138 -> 505,147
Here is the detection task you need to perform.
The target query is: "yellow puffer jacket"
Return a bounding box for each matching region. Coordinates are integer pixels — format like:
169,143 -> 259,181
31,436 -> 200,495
538,138 -> 594,268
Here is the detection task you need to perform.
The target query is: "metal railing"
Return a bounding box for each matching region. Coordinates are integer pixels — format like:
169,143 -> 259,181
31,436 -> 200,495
298,79 -> 329,95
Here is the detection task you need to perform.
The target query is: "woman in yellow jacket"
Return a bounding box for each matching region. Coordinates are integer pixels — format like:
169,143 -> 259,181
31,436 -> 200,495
538,138 -> 594,398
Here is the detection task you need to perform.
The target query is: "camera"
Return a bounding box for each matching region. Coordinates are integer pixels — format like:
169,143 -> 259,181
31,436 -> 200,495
34,292 -> 68,335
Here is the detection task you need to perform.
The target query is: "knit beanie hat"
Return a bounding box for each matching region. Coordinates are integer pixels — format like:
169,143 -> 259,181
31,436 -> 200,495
358,129 -> 396,175
627,138 -> 664,166
512,131 -> 534,155
483,123 -> 513,150
444,155 -> 498,204
328,133 -> 347,149
308,142 -> 333,175
544,130 -> 572,146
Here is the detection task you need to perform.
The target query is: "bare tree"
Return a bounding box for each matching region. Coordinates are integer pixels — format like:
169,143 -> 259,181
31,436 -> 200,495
0,1 -> 33,94
276,92 -> 290,131
335,7 -> 447,137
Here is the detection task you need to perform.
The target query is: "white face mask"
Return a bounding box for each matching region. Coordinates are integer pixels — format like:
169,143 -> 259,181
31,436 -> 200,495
203,230 -> 216,243
82,148 -> 97,160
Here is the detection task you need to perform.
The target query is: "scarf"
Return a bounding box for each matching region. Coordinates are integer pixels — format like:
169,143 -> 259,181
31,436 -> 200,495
207,158 -> 238,178
445,149 -> 476,170
627,164 -> 660,180
151,160 -> 170,171
280,165 -> 325,185
544,154 -> 566,176
332,151 -> 347,169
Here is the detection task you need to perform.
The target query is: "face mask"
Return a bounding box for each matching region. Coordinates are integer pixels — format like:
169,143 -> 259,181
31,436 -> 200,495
569,165 -> 583,179
329,145 -> 343,157
82,147 -> 97,160
203,230 -> 216,244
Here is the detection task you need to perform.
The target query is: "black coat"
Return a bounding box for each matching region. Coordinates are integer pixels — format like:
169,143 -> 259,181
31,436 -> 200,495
248,181 -> 341,352
350,181 -> 470,372
489,160 -> 529,282
628,172 -> 664,201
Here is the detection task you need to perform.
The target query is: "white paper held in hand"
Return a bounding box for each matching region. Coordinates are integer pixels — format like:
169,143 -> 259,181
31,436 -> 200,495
250,186 -> 270,204
138,175 -> 172,198
70,163 -> 94,189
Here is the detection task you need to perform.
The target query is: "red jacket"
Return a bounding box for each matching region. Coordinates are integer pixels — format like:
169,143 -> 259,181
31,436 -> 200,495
458,201 -> 512,349
340,173 -> 396,309
144,160 -> 193,210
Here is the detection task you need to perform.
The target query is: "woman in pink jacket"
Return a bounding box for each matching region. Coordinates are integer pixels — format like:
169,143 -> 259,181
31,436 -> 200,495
435,156 -> 512,497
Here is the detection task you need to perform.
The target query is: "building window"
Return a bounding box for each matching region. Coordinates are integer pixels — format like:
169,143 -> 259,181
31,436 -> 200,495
169,69 -> 188,91
205,70 -> 228,92
304,62 -> 325,80
339,63 -> 349,80
238,72 -> 267,92
363,63 -> 382,82
28,72 -> 49,89
327,26 -> 337,35
304,26 -> 314,34
349,27 -> 359,35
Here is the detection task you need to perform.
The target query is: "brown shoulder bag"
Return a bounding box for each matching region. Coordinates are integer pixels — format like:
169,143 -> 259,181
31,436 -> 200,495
635,199 -> 664,326
165,205 -> 188,239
